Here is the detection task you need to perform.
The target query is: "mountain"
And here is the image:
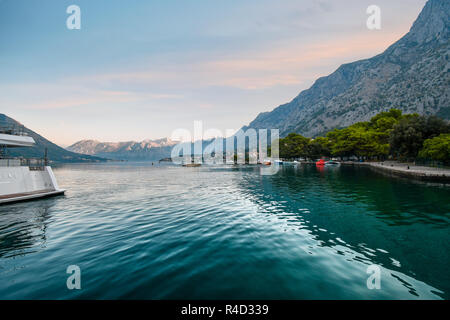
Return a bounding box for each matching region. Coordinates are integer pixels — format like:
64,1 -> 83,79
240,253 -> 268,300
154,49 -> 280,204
0,114 -> 107,163
67,138 -> 177,161
245,0 -> 450,138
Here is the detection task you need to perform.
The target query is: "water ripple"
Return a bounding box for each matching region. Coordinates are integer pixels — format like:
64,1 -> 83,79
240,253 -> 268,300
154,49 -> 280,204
0,163 -> 448,299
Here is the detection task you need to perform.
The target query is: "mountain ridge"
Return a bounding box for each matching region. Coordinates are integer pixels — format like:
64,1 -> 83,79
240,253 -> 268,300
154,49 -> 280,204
245,0 -> 450,137
0,114 -> 107,163
67,138 -> 176,161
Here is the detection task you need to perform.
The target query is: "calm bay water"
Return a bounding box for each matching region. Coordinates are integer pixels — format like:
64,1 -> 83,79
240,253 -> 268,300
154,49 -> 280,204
0,163 -> 449,299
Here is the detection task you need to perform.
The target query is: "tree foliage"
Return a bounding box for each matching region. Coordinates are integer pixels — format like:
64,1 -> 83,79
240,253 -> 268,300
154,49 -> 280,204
418,134 -> 450,163
304,136 -> 331,159
389,114 -> 450,160
278,108 -> 450,163
325,109 -> 400,159
278,133 -> 310,159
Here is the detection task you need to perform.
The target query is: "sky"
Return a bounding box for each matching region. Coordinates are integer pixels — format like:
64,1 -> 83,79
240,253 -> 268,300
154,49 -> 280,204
0,0 -> 427,146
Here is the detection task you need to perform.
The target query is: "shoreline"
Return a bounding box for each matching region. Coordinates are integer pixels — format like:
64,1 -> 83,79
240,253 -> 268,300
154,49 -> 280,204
342,161 -> 450,183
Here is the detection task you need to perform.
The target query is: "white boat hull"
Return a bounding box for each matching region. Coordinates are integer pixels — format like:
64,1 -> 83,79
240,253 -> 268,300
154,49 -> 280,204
0,166 -> 65,204
0,189 -> 65,204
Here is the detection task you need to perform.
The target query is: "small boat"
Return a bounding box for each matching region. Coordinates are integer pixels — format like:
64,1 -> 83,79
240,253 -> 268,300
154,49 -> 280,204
274,160 -> 283,165
315,159 -> 326,166
182,163 -> 201,167
325,160 -> 341,166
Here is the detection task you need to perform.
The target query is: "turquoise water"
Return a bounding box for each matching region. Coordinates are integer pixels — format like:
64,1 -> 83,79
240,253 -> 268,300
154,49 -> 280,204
0,163 -> 449,299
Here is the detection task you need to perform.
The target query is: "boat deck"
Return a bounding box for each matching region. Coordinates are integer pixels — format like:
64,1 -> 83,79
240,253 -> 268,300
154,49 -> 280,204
0,189 -> 65,204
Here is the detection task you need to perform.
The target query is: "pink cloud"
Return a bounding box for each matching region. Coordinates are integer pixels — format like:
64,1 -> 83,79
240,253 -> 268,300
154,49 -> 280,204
71,28 -> 406,91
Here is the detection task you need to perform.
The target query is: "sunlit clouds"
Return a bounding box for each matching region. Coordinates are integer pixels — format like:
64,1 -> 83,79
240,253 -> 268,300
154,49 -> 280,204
0,0 -> 427,145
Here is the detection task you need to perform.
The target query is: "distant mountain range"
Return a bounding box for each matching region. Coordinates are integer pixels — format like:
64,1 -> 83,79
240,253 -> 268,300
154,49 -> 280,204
0,114 -> 106,163
245,0 -> 450,137
67,138 -> 176,161
4,0 -> 448,163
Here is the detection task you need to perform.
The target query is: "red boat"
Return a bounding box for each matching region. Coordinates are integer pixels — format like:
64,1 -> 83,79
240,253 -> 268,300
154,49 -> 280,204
315,159 -> 326,166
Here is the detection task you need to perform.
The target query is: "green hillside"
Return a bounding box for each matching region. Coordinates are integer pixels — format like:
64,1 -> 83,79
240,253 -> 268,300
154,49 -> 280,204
0,114 -> 107,163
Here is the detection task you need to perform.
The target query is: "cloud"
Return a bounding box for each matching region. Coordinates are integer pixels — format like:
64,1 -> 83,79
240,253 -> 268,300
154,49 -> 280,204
76,28 -> 405,91
0,81 -> 183,110
0,27 -> 405,113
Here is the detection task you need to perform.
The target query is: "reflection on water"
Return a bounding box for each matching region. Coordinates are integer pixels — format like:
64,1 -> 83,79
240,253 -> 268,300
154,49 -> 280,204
237,165 -> 450,298
0,162 -> 448,299
0,200 -> 55,258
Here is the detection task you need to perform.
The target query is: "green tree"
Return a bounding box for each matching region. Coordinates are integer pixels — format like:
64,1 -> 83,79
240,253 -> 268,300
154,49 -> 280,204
326,127 -> 358,157
327,121 -> 391,159
277,109 -> 448,162
418,134 -> 450,164
369,108 -> 403,145
389,115 -> 450,160
369,109 -> 403,131
353,128 -> 389,158
305,136 -> 331,159
278,133 -> 310,160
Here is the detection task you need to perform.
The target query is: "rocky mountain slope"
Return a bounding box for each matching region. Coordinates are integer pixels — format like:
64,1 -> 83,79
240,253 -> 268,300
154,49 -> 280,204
245,0 -> 450,137
67,138 -> 176,161
0,114 -> 106,163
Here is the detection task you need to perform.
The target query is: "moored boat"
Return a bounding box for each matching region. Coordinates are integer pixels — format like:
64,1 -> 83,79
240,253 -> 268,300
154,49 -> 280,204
325,160 -> 341,166
182,163 -> 201,167
315,159 -> 326,166
0,123 -> 65,204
